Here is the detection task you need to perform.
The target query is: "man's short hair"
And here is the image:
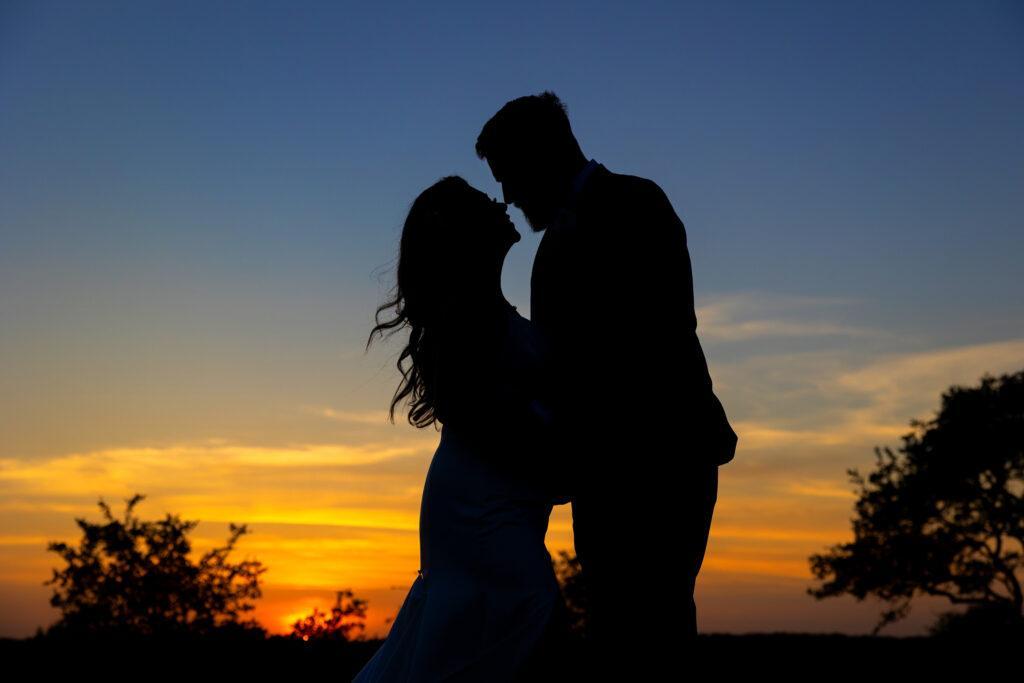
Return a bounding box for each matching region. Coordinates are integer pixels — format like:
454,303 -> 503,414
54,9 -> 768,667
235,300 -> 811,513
475,91 -> 579,162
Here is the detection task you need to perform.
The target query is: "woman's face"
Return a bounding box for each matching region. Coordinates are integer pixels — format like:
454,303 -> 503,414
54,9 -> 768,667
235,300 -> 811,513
427,186 -> 520,315
462,187 -> 521,259
450,188 -> 524,276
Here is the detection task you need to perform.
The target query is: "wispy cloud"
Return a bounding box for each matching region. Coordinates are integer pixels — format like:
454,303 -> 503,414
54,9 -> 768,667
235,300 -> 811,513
299,405 -> 397,426
713,332 -> 1024,447
832,339 -> 1024,411
0,438 -> 441,530
785,480 -> 859,499
696,291 -> 881,343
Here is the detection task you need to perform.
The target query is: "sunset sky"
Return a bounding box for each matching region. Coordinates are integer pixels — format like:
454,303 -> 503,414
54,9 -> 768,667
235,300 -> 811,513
2,1 -> 1022,639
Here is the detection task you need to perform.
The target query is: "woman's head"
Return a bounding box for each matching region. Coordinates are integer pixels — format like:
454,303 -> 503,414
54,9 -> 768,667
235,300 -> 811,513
395,175 -> 519,326
366,175 -> 520,428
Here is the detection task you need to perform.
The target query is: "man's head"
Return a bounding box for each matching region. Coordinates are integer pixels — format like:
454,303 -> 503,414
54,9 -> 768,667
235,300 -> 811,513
476,91 -> 587,231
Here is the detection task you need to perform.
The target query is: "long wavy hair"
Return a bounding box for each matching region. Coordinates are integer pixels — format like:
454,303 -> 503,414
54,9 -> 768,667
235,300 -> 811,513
366,176 -> 506,429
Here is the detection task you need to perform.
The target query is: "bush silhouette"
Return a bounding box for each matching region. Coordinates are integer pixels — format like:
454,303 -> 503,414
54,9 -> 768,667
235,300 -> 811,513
807,370 -> 1024,635
927,602 -> 1024,639
42,493 -> 268,640
289,589 -> 368,641
553,550 -> 589,639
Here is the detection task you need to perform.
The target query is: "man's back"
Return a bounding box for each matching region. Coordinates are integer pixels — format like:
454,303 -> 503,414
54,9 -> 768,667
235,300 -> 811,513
530,164 -> 736,491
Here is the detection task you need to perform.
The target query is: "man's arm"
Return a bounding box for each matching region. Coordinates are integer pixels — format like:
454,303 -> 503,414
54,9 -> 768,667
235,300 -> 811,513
629,181 -> 738,464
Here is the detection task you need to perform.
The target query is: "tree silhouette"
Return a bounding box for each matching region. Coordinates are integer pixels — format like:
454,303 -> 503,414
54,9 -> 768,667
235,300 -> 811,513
289,589 -> 368,641
807,370 -> 1024,635
43,493 -> 268,640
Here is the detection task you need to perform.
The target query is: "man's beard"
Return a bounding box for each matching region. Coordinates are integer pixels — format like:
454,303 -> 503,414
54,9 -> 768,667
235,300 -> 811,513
523,213 -> 546,232
520,204 -> 555,233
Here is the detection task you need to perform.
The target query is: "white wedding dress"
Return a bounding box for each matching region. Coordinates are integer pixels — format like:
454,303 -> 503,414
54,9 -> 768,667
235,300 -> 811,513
353,303 -> 567,683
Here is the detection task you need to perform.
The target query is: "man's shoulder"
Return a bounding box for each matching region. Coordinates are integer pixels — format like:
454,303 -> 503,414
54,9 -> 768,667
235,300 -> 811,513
577,169 -> 679,238
605,168 -> 661,189
586,167 -> 671,208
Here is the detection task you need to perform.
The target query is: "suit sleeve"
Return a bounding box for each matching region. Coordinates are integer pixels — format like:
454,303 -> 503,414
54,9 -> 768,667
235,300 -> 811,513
632,183 -> 738,464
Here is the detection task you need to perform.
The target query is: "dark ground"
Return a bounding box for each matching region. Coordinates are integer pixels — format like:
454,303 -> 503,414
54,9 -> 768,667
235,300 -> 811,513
0,631 -> 1006,679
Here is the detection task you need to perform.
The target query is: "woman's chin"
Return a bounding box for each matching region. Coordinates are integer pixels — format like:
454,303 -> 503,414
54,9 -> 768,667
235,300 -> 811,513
502,225 -> 521,246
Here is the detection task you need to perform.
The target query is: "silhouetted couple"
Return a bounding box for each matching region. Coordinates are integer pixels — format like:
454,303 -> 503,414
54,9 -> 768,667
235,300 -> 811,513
356,92 -> 737,682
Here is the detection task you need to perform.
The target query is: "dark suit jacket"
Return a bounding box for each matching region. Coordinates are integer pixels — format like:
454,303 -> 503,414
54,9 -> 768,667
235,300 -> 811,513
530,163 -> 737,500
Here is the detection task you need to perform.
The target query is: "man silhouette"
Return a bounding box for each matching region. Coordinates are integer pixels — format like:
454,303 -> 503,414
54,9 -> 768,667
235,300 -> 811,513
477,92 -> 738,676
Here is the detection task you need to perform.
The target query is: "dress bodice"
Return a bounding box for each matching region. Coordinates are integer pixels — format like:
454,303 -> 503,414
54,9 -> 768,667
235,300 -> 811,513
421,303 -> 559,577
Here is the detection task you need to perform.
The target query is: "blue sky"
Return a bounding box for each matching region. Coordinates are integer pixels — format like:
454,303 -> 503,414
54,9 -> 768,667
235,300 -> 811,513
1,1 -> 1022,638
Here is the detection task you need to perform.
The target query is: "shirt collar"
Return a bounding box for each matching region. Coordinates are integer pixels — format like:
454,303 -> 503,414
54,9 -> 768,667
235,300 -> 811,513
570,158 -> 600,201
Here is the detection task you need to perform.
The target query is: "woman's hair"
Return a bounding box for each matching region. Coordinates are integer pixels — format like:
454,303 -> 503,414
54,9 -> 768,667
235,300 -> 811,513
365,175 -> 501,429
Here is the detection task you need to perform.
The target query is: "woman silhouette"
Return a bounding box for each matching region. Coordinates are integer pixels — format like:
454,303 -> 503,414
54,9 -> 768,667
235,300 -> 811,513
355,176 -> 570,682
